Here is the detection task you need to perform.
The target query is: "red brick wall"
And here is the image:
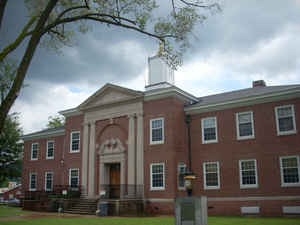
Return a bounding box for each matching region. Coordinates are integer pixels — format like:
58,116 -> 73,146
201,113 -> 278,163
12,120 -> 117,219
189,98 -> 300,198
22,134 -> 65,192
144,97 -> 188,199
63,114 -> 84,187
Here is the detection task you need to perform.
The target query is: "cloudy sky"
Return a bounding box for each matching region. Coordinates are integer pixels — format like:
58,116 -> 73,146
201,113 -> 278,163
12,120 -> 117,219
1,0 -> 300,134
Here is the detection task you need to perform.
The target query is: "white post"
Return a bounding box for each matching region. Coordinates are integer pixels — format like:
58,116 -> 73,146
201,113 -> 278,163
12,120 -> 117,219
81,123 -> 89,197
88,121 -> 96,198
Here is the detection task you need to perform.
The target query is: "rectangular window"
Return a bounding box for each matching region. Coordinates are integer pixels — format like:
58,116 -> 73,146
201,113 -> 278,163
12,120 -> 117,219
236,111 -> 255,139
70,131 -> 80,152
275,105 -> 297,135
29,173 -> 37,191
203,162 -> 220,189
31,143 -> 38,160
178,163 -> 187,189
69,168 -> 79,187
202,117 -> 218,144
150,118 -> 164,145
45,172 -> 53,191
150,163 -> 165,190
46,141 -> 54,159
280,156 -> 300,187
239,159 -> 258,188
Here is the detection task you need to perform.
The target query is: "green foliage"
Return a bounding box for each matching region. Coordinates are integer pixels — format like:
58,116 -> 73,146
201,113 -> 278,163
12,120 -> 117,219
0,113 -> 23,185
0,58 -> 17,103
47,115 -> 65,129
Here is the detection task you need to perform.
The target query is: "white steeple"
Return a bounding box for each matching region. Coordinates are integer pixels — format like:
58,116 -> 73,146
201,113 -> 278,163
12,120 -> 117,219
145,44 -> 174,91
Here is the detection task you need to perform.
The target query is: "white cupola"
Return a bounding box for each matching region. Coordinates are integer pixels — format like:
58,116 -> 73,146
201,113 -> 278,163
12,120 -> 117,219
145,44 -> 174,91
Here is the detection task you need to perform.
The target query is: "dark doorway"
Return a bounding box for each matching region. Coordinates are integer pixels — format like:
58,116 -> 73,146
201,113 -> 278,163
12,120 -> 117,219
109,163 -> 120,198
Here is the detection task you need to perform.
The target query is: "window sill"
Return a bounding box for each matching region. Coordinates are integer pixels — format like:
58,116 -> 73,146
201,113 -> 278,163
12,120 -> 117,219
150,187 -> 165,191
202,140 -> 218,144
237,135 -> 255,141
29,189 -> 36,192
277,130 -> 297,136
281,183 -> 300,187
46,157 -> 54,160
70,150 -> 80,153
30,158 -> 38,161
240,185 -> 258,189
150,141 -> 164,146
204,186 -> 220,190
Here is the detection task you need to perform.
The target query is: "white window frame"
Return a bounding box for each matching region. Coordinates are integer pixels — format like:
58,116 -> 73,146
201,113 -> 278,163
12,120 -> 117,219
31,143 -> 39,160
150,118 -> 164,145
44,171 -> 53,191
70,131 -> 80,153
29,172 -> 37,191
203,161 -> 220,190
150,163 -> 165,190
46,140 -> 54,159
201,117 -> 218,144
239,159 -> 258,189
236,111 -> 255,140
275,105 -> 297,136
280,156 -> 300,187
178,163 -> 187,190
69,168 -> 79,187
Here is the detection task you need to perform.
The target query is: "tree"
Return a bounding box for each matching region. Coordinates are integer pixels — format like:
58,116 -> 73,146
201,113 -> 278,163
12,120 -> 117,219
0,113 -> 23,185
47,114 -> 65,129
0,0 -> 220,134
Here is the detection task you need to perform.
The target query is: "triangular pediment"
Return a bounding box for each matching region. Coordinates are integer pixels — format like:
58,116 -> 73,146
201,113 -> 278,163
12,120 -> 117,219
79,83 -> 143,110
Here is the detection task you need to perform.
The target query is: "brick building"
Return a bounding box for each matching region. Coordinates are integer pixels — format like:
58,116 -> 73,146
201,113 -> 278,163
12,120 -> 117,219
22,54 -> 300,216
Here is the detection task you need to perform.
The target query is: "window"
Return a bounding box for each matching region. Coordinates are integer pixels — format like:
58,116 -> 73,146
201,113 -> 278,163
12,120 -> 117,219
29,173 -> 37,191
275,105 -> 297,135
202,117 -> 218,144
45,172 -> 53,191
69,168 -> 79,187
31,143 -> 38,160
280,156 -> 300,187
150,118 -> 164,145
150,163 -> 165,190
46,141 -> 54,159
239,159 -> 258,188
203,162 -> 220,189
178,163 -> 187,189
70,131 -> 80,152
236,111 -> 254,139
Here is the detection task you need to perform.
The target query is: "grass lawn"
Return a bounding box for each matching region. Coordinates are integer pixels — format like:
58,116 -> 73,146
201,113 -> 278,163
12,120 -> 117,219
0,206 -> 299,225
0,206 -> 29,218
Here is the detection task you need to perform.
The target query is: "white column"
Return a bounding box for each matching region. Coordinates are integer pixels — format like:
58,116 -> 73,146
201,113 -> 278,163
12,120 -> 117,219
127,114 -> 136,186
81,123 -> 89,197
120,159 -> 125,199
88,121 -> 96,198
136,113 -> 144,194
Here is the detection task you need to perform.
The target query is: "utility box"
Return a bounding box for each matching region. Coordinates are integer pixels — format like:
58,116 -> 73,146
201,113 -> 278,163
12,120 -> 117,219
175,197 -> 207,225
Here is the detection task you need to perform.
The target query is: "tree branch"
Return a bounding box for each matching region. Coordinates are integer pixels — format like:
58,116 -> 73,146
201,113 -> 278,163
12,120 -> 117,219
0,16 -> 37,62
0,0 -> 59,133
0,0 -> 8,31
56,5 -> 88,21
177,0 -> 211,8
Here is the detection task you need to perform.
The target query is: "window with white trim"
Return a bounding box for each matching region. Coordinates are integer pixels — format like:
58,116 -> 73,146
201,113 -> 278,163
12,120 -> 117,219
150,163 -> 165,190
150,118 -> 164,145
202,117 -> 218,144
69,168 -> 79,187
29,172 -> 37,191
280,156 -> 300,187
31,143 -> 38,160
236,111 -> 255,139
203,162 -> 220,189
275,105 -> 297,135
70,131 -> 80,152
46,141 -> 54,159
239,159 -> 258,188
45,172 -> 53,191
178,163 -> 187,189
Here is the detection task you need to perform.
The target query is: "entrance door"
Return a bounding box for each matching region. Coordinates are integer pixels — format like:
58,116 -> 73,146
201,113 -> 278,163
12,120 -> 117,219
109,163 -> 120,198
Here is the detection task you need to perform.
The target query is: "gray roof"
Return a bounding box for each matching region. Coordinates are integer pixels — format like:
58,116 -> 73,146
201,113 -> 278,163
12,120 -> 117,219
187,84 -> 300,108
22,125 -> 65,140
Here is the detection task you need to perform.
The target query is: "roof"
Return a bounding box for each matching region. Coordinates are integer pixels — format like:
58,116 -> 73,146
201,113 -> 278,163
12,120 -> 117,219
21,126 -> 65,141
185,84 -> 300,113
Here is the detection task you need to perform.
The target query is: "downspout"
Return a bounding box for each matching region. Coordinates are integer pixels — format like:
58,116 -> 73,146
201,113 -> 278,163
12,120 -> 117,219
185,114 -> 192,170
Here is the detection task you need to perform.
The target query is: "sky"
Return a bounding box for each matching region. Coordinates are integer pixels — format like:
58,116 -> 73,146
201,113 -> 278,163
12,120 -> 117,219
1,0 -> 300,134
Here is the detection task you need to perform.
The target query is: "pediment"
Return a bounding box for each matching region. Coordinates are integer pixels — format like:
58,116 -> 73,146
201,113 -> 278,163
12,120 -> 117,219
79,83 -> 143,110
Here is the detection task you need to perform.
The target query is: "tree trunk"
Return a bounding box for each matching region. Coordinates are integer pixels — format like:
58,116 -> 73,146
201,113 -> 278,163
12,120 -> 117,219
0,0 -> 8,31
0,0 -> 59,134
